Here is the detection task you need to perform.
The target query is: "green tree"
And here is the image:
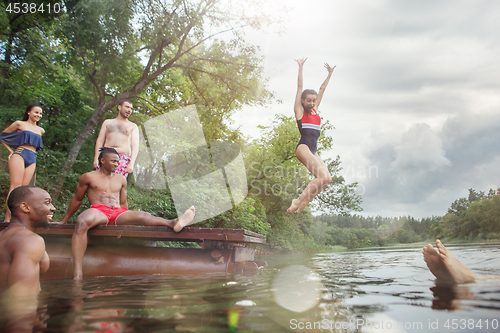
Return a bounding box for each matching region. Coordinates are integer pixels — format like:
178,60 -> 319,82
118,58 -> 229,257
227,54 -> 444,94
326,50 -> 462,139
52,0 -> 279,199
430,188 -> 500,240
0,0 -> 62,80
244,114 -> 362,250
313,156 -> 362,215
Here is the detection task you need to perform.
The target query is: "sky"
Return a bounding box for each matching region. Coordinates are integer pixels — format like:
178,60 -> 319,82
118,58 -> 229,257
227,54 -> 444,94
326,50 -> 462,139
232,0 -> 500,218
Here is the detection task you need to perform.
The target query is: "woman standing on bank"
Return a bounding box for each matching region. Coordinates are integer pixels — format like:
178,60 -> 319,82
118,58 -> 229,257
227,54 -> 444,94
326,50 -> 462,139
287,58 -> 335,214
0,105 -> 45,222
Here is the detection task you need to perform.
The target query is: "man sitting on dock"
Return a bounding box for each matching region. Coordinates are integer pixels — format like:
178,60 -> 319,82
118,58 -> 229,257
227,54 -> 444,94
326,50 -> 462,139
60,147 -> 195,280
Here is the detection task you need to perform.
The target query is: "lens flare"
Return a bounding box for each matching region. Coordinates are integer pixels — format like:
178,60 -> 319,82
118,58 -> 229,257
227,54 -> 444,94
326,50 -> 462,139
272,265 -> 322,312
227,306 -> 241,330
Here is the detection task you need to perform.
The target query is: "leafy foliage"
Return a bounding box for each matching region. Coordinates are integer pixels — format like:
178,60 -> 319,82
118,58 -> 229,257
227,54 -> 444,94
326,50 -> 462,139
242,114 -> 363,250
0,0 -> 365,252
314,156 -> 362,215
305,213 -> 440,249
430,188 -> 500,240
51,0 -> 283,196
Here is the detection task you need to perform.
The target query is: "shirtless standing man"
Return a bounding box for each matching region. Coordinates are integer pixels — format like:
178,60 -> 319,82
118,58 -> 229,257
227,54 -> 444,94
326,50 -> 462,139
61,147 -> 196,280
93,100 -> 139,177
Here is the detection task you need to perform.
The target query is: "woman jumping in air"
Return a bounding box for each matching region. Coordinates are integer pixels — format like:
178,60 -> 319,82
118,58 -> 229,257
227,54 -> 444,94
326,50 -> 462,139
0,104 -> 45,222
287,58 -> 335,214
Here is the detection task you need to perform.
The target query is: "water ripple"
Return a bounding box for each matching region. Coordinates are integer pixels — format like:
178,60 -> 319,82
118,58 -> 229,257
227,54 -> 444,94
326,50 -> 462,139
22,244 -> 500,332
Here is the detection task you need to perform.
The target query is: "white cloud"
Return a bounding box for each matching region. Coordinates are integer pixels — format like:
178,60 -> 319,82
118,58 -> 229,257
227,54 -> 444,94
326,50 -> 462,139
358,112 -> 500,217
235,0 -> 500,217
391,123 -> 450,172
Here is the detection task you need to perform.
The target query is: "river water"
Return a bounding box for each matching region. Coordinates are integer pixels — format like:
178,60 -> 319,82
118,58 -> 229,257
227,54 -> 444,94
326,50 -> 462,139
28,243 -> 500,332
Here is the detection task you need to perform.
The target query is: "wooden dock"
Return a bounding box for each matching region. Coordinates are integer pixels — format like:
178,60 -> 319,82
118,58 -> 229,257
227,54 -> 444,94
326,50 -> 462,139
29,223 -> 265,243
0,223 -> 267,279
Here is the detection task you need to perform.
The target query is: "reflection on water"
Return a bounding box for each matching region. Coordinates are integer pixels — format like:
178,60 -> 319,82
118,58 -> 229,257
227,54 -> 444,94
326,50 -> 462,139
12,244 -> 500,332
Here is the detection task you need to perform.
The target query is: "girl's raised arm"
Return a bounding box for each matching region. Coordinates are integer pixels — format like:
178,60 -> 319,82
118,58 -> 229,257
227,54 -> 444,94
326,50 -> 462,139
316,62 -> 336,109
293,57 -> 307,120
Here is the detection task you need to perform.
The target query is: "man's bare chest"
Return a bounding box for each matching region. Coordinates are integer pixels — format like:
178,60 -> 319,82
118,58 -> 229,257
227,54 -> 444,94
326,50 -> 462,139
88,178 -> 122,195
106,122 -> 133,136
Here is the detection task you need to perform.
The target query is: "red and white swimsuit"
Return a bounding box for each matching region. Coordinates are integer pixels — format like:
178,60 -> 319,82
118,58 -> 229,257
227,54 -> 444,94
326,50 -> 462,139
296,110 -> 321,154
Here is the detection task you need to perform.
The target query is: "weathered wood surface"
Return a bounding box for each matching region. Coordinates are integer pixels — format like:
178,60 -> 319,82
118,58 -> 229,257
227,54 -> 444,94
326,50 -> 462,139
0,223 -> 266,244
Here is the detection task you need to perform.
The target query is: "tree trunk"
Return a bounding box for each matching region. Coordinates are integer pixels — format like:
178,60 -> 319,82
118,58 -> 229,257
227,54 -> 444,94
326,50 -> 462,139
50,69 -> 171,200
50,16 -> 196,200
51,96 -> 124,200
2,35 -> 13,79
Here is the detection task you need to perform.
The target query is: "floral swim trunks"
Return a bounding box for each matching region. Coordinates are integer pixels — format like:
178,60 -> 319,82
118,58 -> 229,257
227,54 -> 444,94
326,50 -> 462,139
115,153 -> 131,177
96,153 -> 131,177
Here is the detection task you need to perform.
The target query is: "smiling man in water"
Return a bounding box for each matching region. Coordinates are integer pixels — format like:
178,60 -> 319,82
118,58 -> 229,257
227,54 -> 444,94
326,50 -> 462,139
0,186 -> 54,296
0,186 -> 54,331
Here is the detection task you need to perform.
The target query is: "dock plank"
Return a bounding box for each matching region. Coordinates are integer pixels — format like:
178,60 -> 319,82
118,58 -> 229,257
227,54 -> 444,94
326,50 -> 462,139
0,223 -> 266,244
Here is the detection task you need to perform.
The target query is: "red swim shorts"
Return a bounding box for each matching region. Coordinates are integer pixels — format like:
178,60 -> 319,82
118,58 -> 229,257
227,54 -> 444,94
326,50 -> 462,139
91,204 -> 129,226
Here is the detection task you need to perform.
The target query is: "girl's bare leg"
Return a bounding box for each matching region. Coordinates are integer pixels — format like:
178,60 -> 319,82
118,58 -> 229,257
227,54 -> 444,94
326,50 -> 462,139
23,163 -> 36,185
287,145 -> 332,214
4,154 -> 29,222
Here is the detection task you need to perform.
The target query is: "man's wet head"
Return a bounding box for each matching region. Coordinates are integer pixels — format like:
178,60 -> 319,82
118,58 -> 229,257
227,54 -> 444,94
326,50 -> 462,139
7,186 -> 55,228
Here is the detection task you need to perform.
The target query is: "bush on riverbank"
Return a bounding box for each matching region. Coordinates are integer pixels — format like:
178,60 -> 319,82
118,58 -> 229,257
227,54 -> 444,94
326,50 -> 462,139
430,188 -> 500,240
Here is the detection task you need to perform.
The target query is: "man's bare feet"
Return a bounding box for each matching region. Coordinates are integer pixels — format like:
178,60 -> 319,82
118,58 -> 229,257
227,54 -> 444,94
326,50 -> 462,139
423,240 -> 476,284
423,243 -> 453,282
173,206 -> 195,232
73,270 -> 83,280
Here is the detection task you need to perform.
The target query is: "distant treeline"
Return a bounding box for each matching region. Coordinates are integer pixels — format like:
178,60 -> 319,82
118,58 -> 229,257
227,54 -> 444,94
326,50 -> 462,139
305,188 -> 499,249
430,188 -> 500,241
308,214 -> 439,249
